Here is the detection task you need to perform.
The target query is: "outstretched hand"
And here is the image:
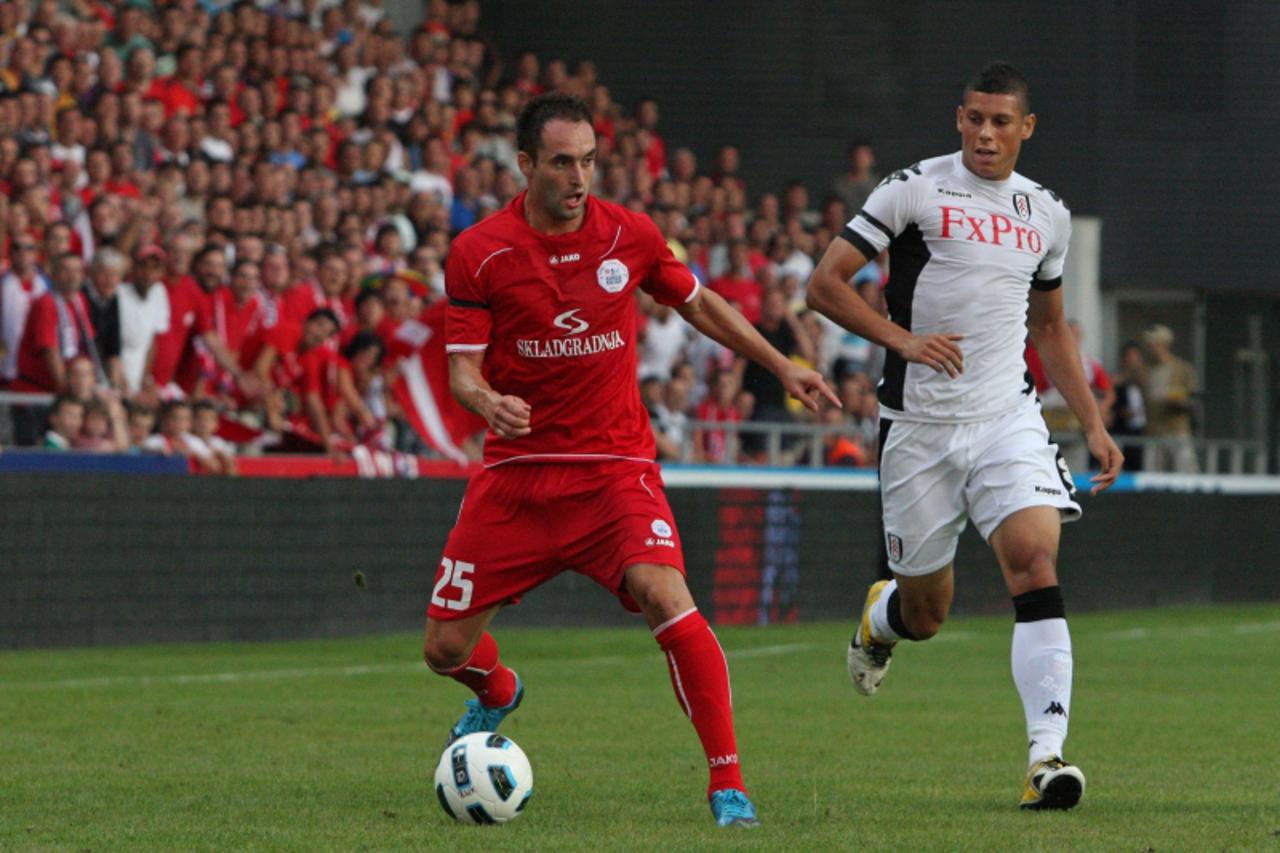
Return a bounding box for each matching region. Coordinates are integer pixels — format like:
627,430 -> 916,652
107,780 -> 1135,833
899,333 -> 965,378
779,363 -> 842,413
1085,428 -> 1124,494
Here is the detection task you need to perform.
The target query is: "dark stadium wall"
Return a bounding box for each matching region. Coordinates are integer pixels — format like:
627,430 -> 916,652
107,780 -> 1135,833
479,0 -> 1280,293
5,474 -> 1278,648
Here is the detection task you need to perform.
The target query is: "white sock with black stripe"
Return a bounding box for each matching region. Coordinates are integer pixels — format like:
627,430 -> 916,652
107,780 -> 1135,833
1011,586 -> 1073,767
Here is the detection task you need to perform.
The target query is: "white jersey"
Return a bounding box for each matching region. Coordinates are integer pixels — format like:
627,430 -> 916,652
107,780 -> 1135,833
843,151 -> 1071,423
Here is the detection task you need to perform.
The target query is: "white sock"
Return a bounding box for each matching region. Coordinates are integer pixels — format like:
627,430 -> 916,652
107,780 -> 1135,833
1012,618 -> 1073,767
868,580 -> 903,642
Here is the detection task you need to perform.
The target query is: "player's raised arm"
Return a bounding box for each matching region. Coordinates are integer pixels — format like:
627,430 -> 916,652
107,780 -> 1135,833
1026,287 -> 1122,493
677,287 -> 839,412
807,238 -> 965,377
447,350 -> 531,438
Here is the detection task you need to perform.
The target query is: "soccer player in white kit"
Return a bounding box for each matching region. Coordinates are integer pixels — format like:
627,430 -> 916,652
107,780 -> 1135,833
807,62 -> 1123,810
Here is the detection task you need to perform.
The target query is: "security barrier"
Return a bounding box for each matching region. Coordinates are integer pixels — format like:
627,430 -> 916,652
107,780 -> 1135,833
3,468 -> 1277,648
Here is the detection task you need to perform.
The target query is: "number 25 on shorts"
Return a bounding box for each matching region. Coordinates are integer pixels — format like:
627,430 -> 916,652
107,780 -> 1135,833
432,558 -> 476,611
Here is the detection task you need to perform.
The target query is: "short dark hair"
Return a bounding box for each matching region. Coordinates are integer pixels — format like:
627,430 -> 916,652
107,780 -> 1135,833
343,330 -> 384,363
50,394 -> 83,416
354,288 -> 383,310
516,93 -> 592,161
306,307 -> 340,329
963,62 -> 1031,114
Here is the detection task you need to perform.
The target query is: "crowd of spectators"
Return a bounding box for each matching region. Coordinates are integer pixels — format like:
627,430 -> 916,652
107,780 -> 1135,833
0,0 -> 1199,474
0,0 -> 898,471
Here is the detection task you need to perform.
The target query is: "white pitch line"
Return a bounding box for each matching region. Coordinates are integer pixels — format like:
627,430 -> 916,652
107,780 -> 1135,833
1232,620 -> 1280,634
1103,628 -> 1151,640
12,662 -> 426,691
8,643 -> 826,691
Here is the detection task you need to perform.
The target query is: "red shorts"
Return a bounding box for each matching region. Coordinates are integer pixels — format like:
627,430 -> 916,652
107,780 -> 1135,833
427,460 -> 685,620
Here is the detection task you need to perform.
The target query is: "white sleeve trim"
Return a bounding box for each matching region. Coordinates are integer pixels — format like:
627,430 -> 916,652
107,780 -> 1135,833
445,343 -> 488,353
683,276 -> 701,304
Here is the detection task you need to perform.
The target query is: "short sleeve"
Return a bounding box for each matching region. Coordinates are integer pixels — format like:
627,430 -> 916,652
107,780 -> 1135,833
192,288 -> 214,334
841,167 -> 927,259
638,215 -> 698,306
31,298 -> 58,351
302,348 -> 326,395
444,243 -> 492,353
1035,208 -> 1072,283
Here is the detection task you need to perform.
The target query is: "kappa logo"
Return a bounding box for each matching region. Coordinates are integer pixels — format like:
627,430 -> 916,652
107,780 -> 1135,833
553,308 -> 589,335
1013,191 -> 1033,221
548,252 -> 580,265
887,533 -> 903,563
596,258 -> 629,293
1043,701 -> 1067,717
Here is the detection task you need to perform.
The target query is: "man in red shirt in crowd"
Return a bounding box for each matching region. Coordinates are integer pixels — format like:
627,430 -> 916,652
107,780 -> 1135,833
425,94 -> 839,828
283,248 -> 353,328
152,245 -> 257,399
248,307 -> 353,451
709,240 -> 763,324
15,252 -> 101,392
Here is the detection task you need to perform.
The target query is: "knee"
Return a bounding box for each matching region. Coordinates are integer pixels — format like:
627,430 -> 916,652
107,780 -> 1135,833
424,632 -> 470,673
1007,549 -> 1058,592
631,582 -> 688,623
625,565 -> 693,624
902,602 -> 946,640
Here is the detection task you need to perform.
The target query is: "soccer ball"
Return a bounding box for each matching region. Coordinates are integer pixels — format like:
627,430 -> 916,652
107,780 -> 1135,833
434,732 -> 533,824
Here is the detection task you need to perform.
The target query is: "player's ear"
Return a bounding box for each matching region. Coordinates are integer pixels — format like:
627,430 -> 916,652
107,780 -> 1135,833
955,104 -> 965,133
1021,112 -> 1036,140
516,150 -> 534,180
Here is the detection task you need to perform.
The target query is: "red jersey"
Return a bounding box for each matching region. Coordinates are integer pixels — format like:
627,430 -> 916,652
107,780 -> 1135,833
282,281 -> 353,328
446,192 -> 698,466
15,291 -> 96,391
709,274 -> 762,325
152,276 -> 211,388
210,288 -> 266,356
301,346 -> 344,410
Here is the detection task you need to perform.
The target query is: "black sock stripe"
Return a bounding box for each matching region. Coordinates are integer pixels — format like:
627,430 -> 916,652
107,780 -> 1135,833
885,588 -> 918,641
1012,585 -> 1066,622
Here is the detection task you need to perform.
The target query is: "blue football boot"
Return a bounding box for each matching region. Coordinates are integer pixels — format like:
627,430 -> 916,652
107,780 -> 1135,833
709,788 -> 760,828
444,672 -> 524,746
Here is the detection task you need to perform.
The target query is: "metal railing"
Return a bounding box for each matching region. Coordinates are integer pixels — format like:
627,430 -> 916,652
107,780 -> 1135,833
1054,433 -> 1269,475
0,390 -> 1269,475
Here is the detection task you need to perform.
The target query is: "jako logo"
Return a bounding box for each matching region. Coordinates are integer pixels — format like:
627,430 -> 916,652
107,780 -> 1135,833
549,253 -> 580,265
553,308 -> 589,335
708,754 -> 739,768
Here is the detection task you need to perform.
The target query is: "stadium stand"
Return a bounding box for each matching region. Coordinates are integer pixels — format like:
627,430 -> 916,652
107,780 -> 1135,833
0,0 -> 1221,473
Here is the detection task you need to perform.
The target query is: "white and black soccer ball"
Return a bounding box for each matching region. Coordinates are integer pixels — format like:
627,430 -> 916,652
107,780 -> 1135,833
434,732 -> 533,824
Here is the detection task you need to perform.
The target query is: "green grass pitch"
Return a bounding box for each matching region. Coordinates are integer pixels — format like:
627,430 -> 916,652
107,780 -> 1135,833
3,604 -> 1278,851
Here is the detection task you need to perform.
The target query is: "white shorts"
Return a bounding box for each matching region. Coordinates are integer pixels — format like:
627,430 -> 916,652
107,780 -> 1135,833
879,401 -> 1082,576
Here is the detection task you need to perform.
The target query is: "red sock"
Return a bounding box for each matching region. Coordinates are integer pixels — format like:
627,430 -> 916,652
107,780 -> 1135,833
654,608 -> 745,797
432,632 -> 517,708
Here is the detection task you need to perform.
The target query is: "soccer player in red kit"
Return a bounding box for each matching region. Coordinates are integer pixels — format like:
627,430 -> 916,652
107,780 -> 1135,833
424,94 -> 839,829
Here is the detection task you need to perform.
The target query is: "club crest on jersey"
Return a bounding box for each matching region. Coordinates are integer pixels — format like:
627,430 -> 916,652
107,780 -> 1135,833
1012,192 -> 1033,221
651,519 -> 672,538
887,533 -> 903,563
596,258 -> 629,293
